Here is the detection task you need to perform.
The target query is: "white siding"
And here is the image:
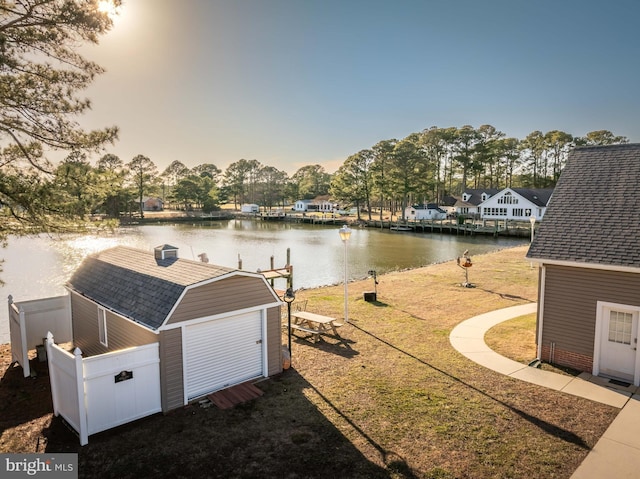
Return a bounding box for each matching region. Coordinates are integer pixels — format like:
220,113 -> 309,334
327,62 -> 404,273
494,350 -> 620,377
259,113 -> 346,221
83,344 -> 161,435
480,189 -> 539,220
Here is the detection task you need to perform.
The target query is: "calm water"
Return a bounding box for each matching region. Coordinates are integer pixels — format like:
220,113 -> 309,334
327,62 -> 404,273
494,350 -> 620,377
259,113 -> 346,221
0,219 -> 525,343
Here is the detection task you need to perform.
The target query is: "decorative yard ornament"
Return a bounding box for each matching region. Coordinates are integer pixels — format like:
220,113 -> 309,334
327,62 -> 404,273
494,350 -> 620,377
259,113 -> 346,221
456,250 -> 474,288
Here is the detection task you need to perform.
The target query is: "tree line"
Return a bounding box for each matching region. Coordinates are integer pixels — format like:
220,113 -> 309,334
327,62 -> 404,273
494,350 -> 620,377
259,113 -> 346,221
329,126 -> 627,220
40,124 -> 626,222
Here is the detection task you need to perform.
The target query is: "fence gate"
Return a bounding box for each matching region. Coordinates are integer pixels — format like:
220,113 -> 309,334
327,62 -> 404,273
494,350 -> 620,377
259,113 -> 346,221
8,295 -> 72,377
46,333 -> 161,445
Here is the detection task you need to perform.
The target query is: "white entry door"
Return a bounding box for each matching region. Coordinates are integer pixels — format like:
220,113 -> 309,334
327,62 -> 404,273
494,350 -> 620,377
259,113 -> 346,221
597,305 -> 639,383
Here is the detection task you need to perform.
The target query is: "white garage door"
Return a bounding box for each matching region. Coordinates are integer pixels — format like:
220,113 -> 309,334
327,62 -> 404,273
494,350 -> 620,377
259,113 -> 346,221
184,311 -> 263,400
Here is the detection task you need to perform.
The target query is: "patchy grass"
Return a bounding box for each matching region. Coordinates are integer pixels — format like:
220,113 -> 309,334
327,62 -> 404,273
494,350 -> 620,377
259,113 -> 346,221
0,246 -> 618,478
485,314 -> 582,377
485,314 -> 538,363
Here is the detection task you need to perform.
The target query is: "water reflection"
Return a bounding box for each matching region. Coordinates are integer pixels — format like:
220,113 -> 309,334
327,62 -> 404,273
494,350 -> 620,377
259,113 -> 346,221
0,219 -> 525,342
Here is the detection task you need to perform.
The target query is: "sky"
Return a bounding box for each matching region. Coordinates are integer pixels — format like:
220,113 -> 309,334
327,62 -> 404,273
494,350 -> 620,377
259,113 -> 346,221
79,0 -> 640,175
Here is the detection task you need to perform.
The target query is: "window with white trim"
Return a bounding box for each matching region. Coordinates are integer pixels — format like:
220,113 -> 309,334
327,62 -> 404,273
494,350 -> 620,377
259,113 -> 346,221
483,207 -> 507,216
98,307 -> 108,347
608,310 -> 633,344
497,191 -> 518,204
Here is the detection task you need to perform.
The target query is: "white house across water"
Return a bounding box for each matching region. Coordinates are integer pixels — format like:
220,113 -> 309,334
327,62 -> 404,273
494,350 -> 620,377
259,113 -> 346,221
404,204 -> 447,221
479,188 -> 553,221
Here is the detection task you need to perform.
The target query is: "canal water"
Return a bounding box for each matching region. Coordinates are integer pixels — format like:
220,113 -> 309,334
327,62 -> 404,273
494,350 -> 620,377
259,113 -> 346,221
0,219 -> 525,343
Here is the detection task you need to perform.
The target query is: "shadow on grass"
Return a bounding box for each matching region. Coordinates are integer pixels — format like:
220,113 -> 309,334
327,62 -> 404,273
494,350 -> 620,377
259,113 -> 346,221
47,369 -> 397,478
370,300 -> 390,307
351,323 -> 591,450
1,353 -> 401,478
474,288 -> 532,302
291,332 -> 360,359
305,379 -> 421,479
0,357 -> 55,447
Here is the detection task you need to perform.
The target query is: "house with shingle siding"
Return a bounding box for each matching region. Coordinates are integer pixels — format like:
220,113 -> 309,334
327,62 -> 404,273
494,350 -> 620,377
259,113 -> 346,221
66,244 -> 283,411
527,144 -> 640,384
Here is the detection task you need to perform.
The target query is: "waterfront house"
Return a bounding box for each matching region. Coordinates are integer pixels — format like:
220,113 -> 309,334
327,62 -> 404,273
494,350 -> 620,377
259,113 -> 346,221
527,144 -> 640,384
404,204 -> 447,221
439,196 -> 458,217
479,188 -> 553,222
454,189 -> 500,217
293,196 -> 337,213
141,196 -> 164,211
241,203 -> 260,213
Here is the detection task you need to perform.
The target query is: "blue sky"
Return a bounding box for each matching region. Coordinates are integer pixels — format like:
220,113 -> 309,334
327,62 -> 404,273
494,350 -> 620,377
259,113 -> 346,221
81,0 -> 640,174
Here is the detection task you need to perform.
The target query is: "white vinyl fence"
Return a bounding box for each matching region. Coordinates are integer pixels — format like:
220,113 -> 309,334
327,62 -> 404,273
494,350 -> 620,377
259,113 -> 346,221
8,295 -> 72,377
46,333 -> 162,445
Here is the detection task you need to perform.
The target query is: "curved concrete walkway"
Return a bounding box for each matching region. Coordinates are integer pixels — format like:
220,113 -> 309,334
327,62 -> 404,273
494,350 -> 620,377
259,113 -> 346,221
450,303 -> 640,479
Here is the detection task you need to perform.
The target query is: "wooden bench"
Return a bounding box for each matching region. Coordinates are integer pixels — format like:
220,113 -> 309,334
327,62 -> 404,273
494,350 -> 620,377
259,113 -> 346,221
288,323 -> 321,335
289,311 -> 343,342
287,323 -> 322,342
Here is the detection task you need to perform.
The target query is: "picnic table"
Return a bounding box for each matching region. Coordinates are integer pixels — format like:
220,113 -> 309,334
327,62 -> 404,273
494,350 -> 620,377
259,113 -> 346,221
288,310 -> 343,342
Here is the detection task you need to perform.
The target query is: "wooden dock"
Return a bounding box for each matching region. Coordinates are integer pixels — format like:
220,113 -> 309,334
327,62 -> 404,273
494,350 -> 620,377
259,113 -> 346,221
251,213 -> 533,238
364,218 -> 534,238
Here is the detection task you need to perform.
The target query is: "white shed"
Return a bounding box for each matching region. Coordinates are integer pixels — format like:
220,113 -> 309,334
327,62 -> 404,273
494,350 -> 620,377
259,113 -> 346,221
241,204 -> 260,213
405,204 -> 447,220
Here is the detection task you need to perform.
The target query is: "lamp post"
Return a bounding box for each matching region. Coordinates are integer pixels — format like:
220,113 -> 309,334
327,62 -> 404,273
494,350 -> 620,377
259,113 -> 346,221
338,225 -> 352,323
283,288 -> 295,360
529,215 -> 536,243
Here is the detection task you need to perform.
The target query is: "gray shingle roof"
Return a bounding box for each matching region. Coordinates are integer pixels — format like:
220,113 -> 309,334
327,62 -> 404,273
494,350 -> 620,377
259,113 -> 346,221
511,188 -> 554,206
527,144 -> 640,268
66,245 -> 236,330
463,189 -> 500,206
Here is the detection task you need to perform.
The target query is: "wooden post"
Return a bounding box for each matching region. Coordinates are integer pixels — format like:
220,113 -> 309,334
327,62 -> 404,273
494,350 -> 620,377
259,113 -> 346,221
270,256 -> 275,287
287,265 -> 293,289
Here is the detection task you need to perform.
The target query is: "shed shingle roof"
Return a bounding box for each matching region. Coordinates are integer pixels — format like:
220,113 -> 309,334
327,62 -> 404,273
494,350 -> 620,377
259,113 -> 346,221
527,144 -> 640,269
66,246 -> 236,330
